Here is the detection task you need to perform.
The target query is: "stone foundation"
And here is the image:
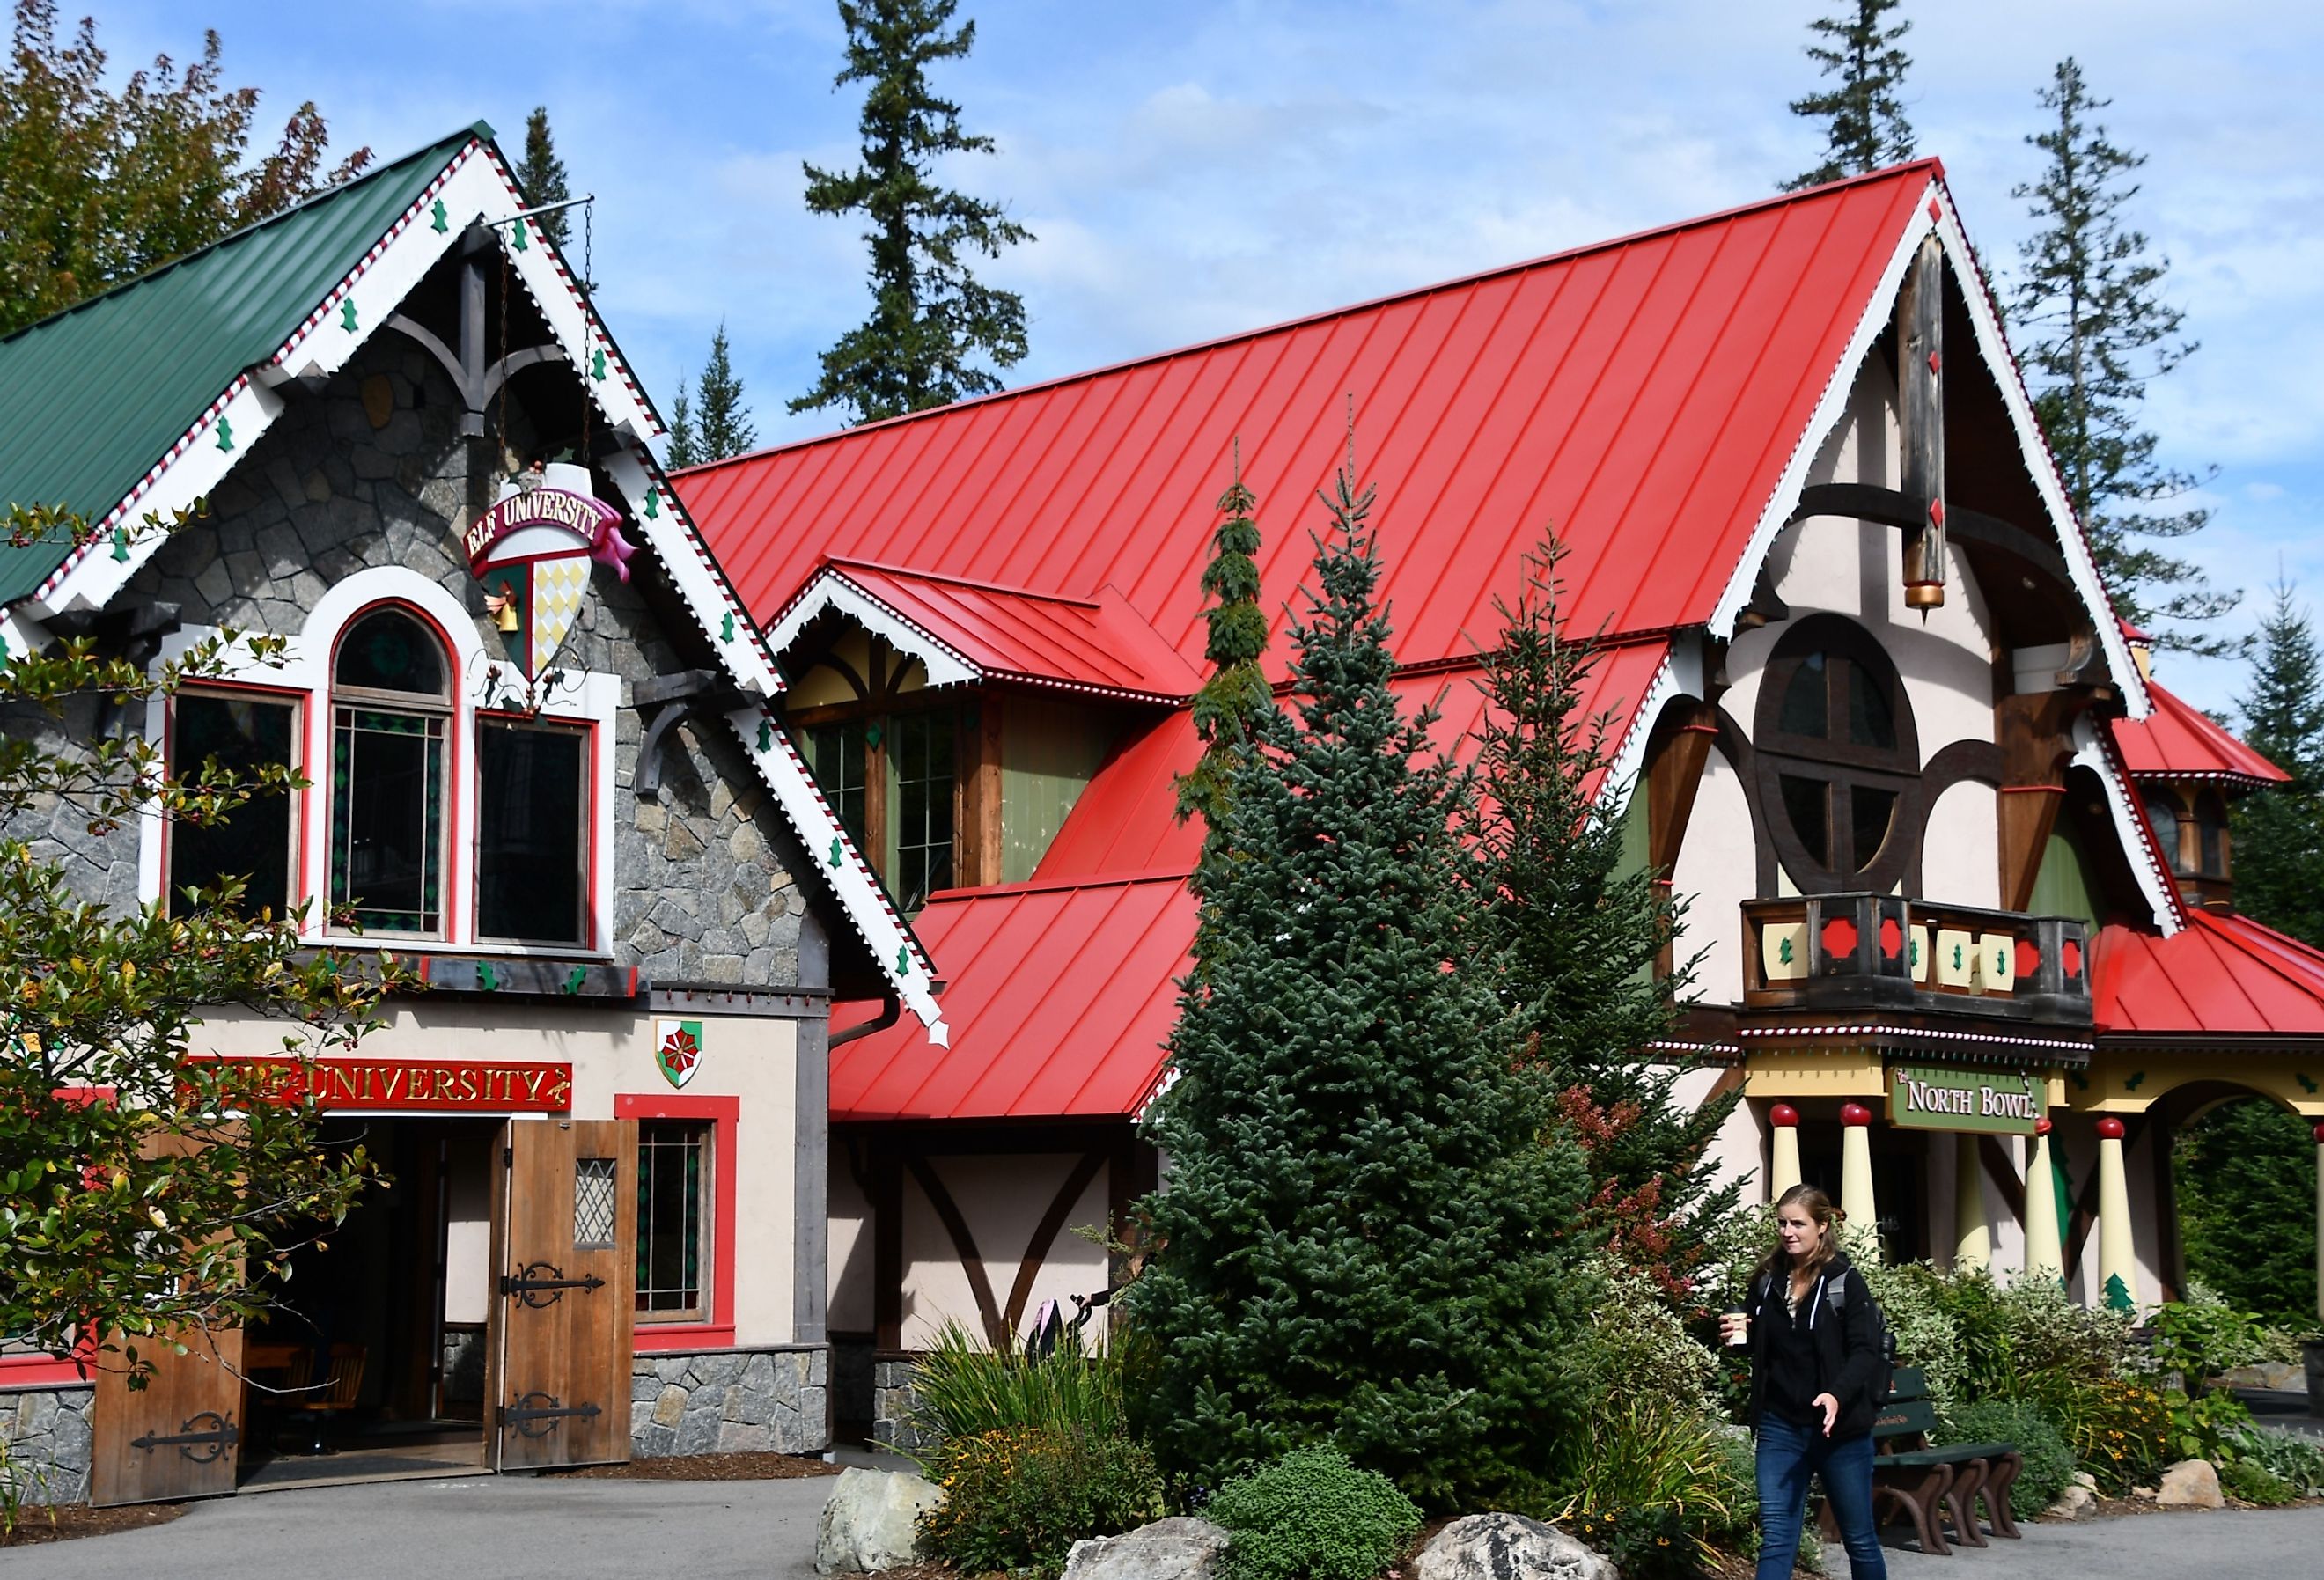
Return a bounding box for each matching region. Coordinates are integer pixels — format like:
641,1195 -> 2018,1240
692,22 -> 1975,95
0,1384 -> 93,1505
630,1346 -> 827,1457
873,1356 -> 927,1454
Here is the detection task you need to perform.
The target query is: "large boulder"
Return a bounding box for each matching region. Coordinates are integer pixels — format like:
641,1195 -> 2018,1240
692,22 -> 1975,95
1062,1518 -> 1231,1580
2155,1459 -> 2224,1510
2043,1484 -> 2096,1521
1414,1513 -> 1617,1580
815,1466 -> 944,1575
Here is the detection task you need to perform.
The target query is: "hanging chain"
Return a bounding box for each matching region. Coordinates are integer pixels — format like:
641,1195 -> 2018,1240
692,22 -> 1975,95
496,240 -> 513,479
579,199 -> 593,467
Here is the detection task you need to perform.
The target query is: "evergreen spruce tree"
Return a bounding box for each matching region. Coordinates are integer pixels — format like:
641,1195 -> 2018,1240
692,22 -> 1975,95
2229,584 -> 2324,945
514,106 -> 570,249
2175,1099 -> 2318,1328
1465,540 -> 1740,1307
692,322 -> 756,462
1783,0 -> 1916,191
1173,450 -> 1272,848
791,0 -> 1031,425
2011,59 -> 2233,650
1126,466 -> 1597,1510
665,375 -> 698,470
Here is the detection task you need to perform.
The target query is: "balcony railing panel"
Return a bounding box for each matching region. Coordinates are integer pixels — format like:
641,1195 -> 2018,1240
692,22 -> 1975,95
1741,893 -> 2091,1025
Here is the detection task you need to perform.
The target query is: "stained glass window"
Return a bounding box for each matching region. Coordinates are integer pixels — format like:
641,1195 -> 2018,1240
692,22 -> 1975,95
169,692 -> 296,917
636,1121 -> 707,1320
330,606 -> 449,935
476,721 -> 586,942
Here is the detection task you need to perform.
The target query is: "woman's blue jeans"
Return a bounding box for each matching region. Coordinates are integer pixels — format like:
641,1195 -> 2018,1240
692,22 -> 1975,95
1754,1413 -> 1887,1579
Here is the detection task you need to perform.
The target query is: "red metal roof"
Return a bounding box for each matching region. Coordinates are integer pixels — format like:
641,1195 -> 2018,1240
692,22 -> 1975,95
781,559 -> 1200,702
2111,680 -> 2286,787
681,164 -> 1938,681
829,871 -> 1196,1122
2095,910 -> 2324,1040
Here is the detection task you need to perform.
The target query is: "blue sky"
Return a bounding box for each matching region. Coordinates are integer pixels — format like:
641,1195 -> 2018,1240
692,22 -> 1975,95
87,1 -> 2324,717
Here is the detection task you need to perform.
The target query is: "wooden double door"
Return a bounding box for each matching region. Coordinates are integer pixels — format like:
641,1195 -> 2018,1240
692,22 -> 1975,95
92,1118 -> 636,1504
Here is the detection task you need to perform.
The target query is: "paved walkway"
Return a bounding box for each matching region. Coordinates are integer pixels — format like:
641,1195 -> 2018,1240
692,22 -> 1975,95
3,1474 -> 835,1580
1825,1501 -> 2324,1577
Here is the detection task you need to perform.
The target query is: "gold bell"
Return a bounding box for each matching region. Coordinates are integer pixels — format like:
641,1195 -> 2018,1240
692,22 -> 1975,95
1904,582 -> 1945,611
487,589 -> 521,633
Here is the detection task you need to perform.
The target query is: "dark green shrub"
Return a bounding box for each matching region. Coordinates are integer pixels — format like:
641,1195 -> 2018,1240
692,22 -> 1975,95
2227,1426 -> 2324,1497
1206,1448 -> 1423,1580
1944,1400 -> 2074,1521
2219,1456 -> 2296,1507
916,1425 -> 1164,1577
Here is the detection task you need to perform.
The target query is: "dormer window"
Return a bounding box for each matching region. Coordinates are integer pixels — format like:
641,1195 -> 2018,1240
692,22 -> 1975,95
331,606 -> 451,936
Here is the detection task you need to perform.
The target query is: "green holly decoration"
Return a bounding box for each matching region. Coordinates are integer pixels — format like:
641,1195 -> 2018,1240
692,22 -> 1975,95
591,348 -> 607,381
2297,1072 -> 2318,1095
477,962 -> 501,992
643,489 -> 660,520
430,198 -> 449,233
2103,1272 -> 2135,1313
827,837 -> 843,870
756,720 -> 772,753
864,721 -> 883,750
1995,947 -> 2008,978
2125,1070 -> 2146,1091
1776,935 -> 1794,966
720,612 -> 735,643
1908,937 -> 1921,968
110,525 -> 129,562
563,966 -> 588,995
511,217 -> 529,251
215,416 -> 234,452
340,298 -> 358,333
896,945 -> 911,977
1952,942 -> 1965,971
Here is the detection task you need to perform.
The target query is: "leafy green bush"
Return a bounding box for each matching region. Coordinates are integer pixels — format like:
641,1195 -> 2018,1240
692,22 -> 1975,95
2219,1456 -> 2296,1506
1546,1400 -> 1756,1577
1576,1259 -> 1724,1422
1205,1448 -> 1423,1580
1943,1400 -> 2075,1521
901,1319 -> 1126,1473
1852,1260 -> 1968,1423
915,1424 -> 1164,1576
2044,1378 -> 2166,1494
2226,1426 -> 2324,1497
2159,1385 -> 2255,1466
2146,1297 -> 2279,1386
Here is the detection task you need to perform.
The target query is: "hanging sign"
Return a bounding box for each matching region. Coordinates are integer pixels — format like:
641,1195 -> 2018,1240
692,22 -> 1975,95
464,482 -> 634,680
214,1056 -> 573,1113
655,1018 -> 703,1090
1886,1064 -> 2045,1135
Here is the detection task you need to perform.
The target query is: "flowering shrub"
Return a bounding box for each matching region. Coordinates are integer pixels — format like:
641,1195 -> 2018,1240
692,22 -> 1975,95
1574,1258 -> 1724,1422
2043,1378 -> 2166,1494
1546,1399 -> 1755,1578
1204,1448 -> 1422,1580
916,1424 -> 1164,1577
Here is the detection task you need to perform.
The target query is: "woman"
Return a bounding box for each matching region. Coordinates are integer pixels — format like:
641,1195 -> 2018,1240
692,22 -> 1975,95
1718,1184 -> 1886,1579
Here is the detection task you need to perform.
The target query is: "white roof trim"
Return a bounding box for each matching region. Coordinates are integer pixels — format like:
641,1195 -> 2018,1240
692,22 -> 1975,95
765,565 -> 982,690
2073,713 -> 2182,935
1705,177 -> 2146,718
1597,649 -> 1679,819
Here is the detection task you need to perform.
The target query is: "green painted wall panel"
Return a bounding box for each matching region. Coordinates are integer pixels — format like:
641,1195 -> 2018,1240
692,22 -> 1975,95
2029,823 -> 2100,931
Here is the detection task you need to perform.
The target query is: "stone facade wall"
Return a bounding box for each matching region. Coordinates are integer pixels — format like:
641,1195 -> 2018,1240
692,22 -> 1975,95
0,1385 -> 93,1506
43,330 -> 814,981
631,1345 -> 827,1458
872,1357 -> 928,1455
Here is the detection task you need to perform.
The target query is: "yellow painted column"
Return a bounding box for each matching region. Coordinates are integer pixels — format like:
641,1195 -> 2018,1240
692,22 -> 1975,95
1841,1102 -> 1878,1257
1953,1134 -> 1990,1272
2023,1116 -> 2063,1282
2314,1121 -> 2324,1326
1769,1103 -> 1801,1201
2095,1115 -> 2136,1312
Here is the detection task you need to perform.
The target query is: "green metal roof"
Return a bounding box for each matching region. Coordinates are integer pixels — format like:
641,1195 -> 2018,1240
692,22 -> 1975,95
0,123 -> 492,605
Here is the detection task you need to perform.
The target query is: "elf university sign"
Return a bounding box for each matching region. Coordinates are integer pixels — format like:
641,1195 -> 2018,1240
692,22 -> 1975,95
1886,1064 -> 2046,1135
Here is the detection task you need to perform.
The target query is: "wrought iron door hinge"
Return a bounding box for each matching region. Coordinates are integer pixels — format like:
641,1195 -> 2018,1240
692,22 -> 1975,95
129,1410 -> 238,1462
500,1391 -> 602,1437
499,1260 -> 607,1306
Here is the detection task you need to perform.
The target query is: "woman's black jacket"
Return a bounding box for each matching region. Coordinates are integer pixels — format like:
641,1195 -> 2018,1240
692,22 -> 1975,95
1742,1251 -> 1881,1441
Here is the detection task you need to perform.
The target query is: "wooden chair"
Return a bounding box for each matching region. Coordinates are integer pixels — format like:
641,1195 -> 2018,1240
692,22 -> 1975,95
1818,1366 -> 2022,1555
284,1342 -> 366,1455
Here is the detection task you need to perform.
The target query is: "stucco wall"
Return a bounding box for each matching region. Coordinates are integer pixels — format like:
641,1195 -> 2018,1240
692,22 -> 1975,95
898,1154 -> 1111,1351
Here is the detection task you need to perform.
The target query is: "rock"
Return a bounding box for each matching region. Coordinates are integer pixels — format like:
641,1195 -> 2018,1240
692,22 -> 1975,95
1061,1518 -> 1230,1580
1414,1512 -> 1617,1580
2043,1484 -> 2096,1520
2132,1485 -> 2159,1500
2156,1459 -> 2223,1510
816,1467 -> 943,1575
2070,1471 -> 2098,1492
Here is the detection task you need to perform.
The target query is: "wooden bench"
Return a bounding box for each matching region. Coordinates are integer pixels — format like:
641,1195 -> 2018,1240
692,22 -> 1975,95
1817,1366 -> 2022,1556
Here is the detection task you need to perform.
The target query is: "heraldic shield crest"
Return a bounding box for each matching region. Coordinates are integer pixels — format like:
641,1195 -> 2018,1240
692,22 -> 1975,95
465,462 -> 636,680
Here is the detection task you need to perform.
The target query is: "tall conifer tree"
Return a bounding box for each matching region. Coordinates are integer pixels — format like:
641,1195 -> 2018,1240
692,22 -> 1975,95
514,106 -> 570,248
665,376 -> 698,470
1127,467 -> 1596,1510
791,0 -> 1031,425
2229,584 -> 2324,945
1464,540 -> 1740,1304
1173,451 -> 1272,849
2011,59 -> 2232,650
691,322 -> 755,462
1783,0 -> 1916,190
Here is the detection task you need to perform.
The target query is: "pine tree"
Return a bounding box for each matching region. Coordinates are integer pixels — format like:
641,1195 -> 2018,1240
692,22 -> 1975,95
514,105 -> 570,250
2011,59 -> 2233,651
1464,540 -> 1741,1308
1173,450 -> 1272,847
692,322 -> 756,462
2229,584 -> 2324,945
1783,0 -> 1916,191
665,375 -> 698,470
791,0 -> 1031,425
1125,466 -> 1597,1510
2175,1099 -> 2317,1328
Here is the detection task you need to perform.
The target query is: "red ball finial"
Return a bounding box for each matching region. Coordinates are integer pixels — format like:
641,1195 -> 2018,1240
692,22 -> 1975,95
2095,1116 -> 2126,1141
2034,1115 -> 2053,1136
2313,1121 -> 2324,1145
1841,1102 -> 1872,1127
1770,1103 -> 1800,1128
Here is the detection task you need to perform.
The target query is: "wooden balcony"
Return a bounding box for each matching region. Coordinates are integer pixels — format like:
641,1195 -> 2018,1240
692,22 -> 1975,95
1740,893 -> 2092,1025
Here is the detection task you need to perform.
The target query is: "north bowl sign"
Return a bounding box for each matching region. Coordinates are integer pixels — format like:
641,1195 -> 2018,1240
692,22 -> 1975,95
1886,1064 -> 2047,1135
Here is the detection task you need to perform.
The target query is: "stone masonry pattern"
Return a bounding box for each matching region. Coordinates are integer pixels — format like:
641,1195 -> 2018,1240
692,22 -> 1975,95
0,1385 -> 92,1505
631,1347 -> 827,1457
22,332 -> 814,985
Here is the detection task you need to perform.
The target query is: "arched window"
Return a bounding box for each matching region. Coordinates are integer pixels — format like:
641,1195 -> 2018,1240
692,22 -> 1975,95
2143,790 -> 2190,877
1755,614 -> 1919,893
331,606 -> 451,934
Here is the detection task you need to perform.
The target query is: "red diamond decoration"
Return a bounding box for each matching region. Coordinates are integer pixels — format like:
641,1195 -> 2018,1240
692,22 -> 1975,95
1928,497 -> 1945,526
1927,197 -> 1942,222
1928,350 -> 1942,376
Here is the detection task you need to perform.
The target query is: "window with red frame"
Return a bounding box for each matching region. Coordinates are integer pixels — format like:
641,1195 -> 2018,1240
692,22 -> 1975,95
636,1119 -> 710,1322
